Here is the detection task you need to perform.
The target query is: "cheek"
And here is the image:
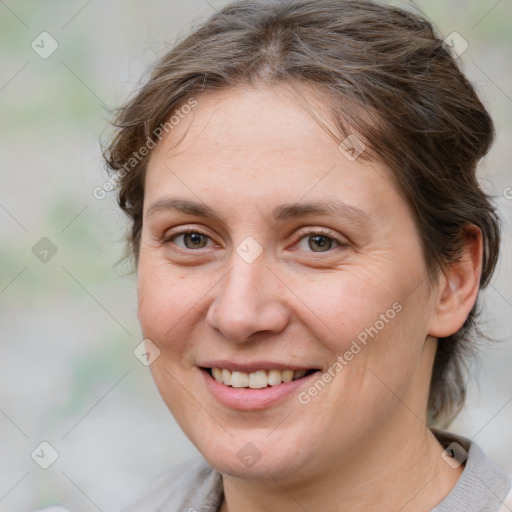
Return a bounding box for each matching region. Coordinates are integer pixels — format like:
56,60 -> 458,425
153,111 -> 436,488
137,259 -> 204,351
296,269 -> 404,352
299,262 -> 430,384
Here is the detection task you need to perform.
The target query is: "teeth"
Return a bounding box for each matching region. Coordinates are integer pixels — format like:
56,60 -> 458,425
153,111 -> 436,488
281,370 -> 294,383
210,367 -> 311,388
249,370 -> 268,389
221,368 -> 231,385
212,367 -> 222,381
268,369 -> 282,386
231,371 -> 249,388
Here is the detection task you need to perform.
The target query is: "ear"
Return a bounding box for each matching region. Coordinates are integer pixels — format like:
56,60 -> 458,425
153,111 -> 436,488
428,225 -> 483,338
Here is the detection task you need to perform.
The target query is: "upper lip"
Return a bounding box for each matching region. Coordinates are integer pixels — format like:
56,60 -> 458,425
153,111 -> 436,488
199,360 -> 319,373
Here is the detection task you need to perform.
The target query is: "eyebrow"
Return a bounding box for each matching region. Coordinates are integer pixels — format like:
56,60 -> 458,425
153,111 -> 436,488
146,197 -> 374,228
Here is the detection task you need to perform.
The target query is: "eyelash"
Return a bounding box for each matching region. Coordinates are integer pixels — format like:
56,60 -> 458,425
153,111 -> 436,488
163,227 -> 348,253
294,228 -> 349,252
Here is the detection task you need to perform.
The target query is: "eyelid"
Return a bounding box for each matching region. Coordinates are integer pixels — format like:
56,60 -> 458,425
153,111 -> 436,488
163,225 -> 211,240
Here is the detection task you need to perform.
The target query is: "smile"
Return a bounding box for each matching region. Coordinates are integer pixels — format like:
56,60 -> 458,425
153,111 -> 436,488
207,367 -> 318,388
198,360 -> 322,410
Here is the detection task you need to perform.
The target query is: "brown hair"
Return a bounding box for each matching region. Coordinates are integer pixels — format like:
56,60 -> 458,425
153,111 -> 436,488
103,0 -> 501,426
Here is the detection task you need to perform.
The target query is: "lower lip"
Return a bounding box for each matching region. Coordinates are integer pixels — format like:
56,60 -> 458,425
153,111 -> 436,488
201,369 -> 319,410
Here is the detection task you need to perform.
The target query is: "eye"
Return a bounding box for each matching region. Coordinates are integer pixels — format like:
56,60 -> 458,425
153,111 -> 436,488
295,229 -> 348,253
164,229 -> 214,250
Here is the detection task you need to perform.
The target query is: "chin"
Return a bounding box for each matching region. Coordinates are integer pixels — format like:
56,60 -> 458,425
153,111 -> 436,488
188,426 -> 314,481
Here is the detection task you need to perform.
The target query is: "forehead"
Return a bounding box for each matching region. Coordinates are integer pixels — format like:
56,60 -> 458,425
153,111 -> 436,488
144,84 -> 405,222
157,84 -> 338,161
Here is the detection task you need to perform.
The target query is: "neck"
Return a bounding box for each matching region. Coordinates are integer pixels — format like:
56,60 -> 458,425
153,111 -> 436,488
220,419 -> 463,512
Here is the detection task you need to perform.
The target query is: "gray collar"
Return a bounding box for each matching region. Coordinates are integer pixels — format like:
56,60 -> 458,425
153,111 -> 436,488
431,429 -> 511,512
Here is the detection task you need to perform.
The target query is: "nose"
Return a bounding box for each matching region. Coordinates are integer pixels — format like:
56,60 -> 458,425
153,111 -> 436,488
205,252 -> 290,343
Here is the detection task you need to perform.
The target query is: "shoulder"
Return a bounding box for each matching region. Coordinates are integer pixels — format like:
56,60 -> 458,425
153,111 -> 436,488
431,429 -> 512,512
32,456 -> 223,512
115,455 -> 223,512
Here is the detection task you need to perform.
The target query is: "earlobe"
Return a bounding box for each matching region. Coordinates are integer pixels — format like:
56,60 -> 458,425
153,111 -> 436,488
428,225 -> 483,338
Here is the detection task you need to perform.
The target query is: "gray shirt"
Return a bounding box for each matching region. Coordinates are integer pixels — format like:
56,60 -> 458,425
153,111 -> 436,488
37,430 -> 512,512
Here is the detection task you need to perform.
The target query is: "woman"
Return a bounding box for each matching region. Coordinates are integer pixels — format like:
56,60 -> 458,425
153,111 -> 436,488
42,0 -> 511,510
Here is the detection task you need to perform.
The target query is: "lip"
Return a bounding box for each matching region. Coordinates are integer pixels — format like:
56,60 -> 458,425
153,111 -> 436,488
200,367 -> 321,411
198,360 -> 317,373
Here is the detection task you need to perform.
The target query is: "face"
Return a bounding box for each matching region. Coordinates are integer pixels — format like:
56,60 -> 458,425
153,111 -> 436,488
137,84 -> 440,484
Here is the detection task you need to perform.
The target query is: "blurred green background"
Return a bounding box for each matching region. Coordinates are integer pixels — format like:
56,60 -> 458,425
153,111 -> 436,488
1,0 -> 511,510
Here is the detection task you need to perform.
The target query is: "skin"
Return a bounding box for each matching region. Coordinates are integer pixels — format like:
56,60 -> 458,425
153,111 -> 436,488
137,83 -> 482,512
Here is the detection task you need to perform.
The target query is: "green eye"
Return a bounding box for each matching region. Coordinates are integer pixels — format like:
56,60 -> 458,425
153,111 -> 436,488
295,229 -> 347,253
303,234 -> 338,252
166,230 -> 213,250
